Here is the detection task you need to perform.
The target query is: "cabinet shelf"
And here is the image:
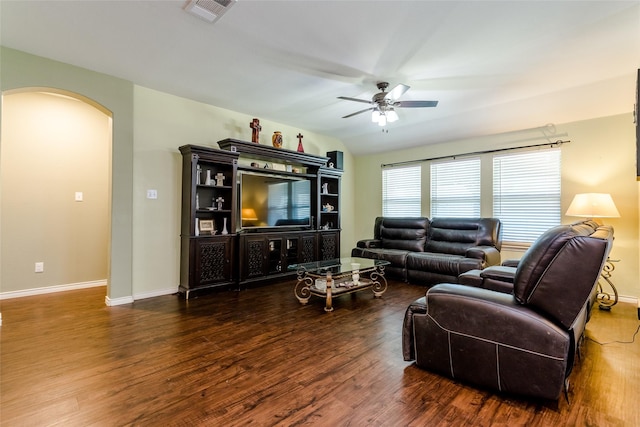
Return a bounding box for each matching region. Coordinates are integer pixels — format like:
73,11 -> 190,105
196,209 -> 233,213
197,184 -> 233,190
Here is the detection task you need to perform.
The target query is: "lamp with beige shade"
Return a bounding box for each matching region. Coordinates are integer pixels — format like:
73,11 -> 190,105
566,192 -> 619,310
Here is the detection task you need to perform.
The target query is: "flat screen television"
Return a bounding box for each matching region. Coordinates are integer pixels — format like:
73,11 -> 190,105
239,171 -> 311,230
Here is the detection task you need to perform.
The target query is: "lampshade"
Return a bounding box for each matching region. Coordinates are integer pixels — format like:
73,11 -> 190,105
565,193 -> 620,218
241,208 -> 258,221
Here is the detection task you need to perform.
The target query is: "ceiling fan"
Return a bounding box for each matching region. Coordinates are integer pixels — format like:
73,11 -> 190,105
338,82 -> 438,126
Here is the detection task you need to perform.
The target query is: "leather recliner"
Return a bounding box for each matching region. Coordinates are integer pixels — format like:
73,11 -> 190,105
402,221 -> 613,400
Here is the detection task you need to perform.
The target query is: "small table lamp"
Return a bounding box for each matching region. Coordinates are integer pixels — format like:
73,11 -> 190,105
241,208 -> 258,226
565,192 -> 620,310
565,193 -> 620,224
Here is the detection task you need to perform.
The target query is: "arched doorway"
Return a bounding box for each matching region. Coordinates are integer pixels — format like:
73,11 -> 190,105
1,88 -> 112,298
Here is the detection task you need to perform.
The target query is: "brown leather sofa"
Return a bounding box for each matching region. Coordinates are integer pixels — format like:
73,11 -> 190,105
402,220 -> 613,400
351,217 -> 502,285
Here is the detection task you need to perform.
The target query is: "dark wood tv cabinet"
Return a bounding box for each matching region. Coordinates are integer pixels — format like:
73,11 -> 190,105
178,140 -> 342,298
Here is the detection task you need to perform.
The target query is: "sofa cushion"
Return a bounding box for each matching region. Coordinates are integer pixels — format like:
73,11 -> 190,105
407,252 -> 483,276
379,217 -> 429,252
425,218 -> 502,255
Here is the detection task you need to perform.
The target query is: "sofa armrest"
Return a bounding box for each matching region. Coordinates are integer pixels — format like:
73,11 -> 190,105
357,239 -> 381,249
465,246 -> 501,266
501,258 -> 520,268
405,283 -> 570,399
480,265 -> 516,283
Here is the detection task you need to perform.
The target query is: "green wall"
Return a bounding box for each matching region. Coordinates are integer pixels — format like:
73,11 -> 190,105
1,46 -> 134,302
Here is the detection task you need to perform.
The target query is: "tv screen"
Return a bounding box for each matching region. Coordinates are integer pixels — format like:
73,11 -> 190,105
240,171 -> 311,229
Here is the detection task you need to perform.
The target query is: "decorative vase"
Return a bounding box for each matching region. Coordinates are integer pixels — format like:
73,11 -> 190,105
196,164 -> 202,185
205,170 -> 212,186
195,218 -> 200,236
272,131 -> 283,148
221,217 -> 228,235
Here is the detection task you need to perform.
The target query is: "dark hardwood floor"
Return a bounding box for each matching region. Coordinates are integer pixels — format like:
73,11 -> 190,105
1,280 -> 638,426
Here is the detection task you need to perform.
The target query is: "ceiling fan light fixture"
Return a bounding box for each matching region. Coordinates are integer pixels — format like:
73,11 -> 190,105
377,114 -> 387,127
371,110 -> 381,123
387,109 -> 398,123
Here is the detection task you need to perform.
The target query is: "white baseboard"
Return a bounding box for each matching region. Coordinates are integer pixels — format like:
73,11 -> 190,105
618,295 -> 639,305
133,287 -> 178,301
104,295 -> 134,306
0,279 -> 107,300
105,287 -> 177,306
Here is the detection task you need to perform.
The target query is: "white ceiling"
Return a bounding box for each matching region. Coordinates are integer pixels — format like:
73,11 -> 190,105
1,1 -> 639,155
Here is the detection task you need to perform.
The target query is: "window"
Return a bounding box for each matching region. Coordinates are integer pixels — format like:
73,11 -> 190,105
382,165 -> 421,217
430,158 -> 481,217
493,150 -> 561,244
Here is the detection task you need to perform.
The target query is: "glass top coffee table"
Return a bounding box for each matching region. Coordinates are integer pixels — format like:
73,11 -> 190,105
289,257 -> 390,312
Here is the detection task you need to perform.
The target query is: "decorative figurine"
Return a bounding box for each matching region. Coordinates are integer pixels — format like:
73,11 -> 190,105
196,164 -> 202,185
250,118 -> 262,143
214,172 -> 225,187
322,183 -> 329,194
215,196 -> 224,211
272,131 -> 283,148
196,193 -> 200,209
296,133 -> 304,152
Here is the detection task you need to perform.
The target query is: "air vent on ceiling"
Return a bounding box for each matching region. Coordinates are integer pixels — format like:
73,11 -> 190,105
184,0 -> 236,23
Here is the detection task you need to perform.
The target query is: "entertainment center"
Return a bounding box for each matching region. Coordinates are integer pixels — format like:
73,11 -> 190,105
179,139 -> 342,298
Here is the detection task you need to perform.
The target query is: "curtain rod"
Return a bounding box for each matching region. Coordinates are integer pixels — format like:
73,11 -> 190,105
381,139 -> 570,168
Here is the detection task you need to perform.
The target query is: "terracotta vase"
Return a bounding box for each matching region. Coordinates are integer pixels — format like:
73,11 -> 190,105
272,131 -> 283,148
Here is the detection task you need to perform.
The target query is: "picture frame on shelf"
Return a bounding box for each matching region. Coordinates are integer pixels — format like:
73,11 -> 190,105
199,219 -> 215,235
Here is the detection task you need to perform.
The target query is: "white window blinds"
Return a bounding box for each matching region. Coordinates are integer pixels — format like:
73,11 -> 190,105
382,165 -> 421,217
430,158 -> 481,218
493,149 -> 561,243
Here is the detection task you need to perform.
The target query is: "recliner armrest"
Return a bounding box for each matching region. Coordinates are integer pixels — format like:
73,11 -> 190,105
465,246 -> 501,266
357,239 -> 381,249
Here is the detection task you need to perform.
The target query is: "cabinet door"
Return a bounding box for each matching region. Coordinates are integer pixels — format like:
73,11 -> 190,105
319,231 -> 340,260
194,237 -> 233,285
243,235 -> 268,279
300,234 -> 316,263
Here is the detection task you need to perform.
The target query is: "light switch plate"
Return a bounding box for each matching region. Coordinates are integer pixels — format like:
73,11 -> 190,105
75,192 -> 83,201
147,189 -> 158,199
35,262 -> 44,273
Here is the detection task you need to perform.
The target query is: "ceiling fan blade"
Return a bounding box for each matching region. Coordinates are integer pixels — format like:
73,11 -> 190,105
395,100 -> 439,108
384,83 -> 410,101
342,107 -> 374,118
337,96 -> 372,104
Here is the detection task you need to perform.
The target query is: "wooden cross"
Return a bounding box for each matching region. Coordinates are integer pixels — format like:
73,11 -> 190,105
214,172 -> 225,187
296,133 -> 304,153
215,196 -> 224,211
250,118 -> 262,143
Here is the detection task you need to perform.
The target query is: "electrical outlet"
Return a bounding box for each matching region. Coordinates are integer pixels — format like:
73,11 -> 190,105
35,262 -> 44,273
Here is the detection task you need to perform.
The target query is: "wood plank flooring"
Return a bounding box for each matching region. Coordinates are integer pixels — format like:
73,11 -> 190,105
1,280 -> 638,426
